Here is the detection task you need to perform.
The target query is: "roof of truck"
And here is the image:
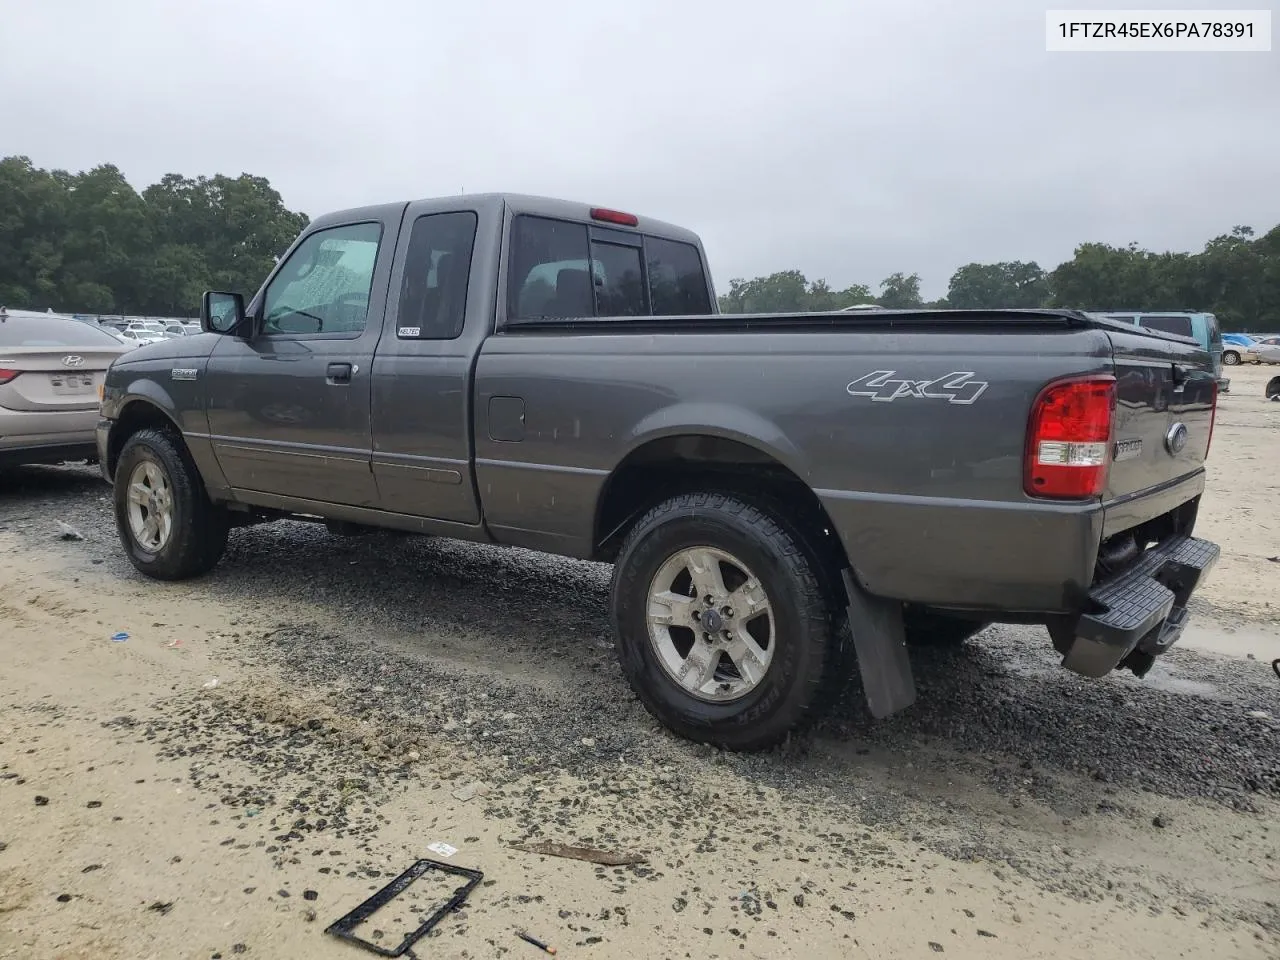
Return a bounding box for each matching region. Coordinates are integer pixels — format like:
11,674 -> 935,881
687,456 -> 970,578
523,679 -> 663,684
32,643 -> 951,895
309,193 -> 704,246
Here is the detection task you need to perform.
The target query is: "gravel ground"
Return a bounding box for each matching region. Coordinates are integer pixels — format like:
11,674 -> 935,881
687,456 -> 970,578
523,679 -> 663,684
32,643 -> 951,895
3,463 -> 1280,957
5,463 -> 1278,815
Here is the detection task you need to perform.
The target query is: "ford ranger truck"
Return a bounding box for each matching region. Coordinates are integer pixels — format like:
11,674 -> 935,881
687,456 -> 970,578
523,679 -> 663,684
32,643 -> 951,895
95,194 -> 1220,750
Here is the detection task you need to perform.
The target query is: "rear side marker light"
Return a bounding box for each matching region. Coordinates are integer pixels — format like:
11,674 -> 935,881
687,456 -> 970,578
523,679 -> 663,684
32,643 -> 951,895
1025,375 -> 1117,500
0,368 -> 20,384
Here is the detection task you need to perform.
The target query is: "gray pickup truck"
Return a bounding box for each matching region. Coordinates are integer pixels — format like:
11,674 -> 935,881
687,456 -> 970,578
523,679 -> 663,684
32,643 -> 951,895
96,193 -> 1221,750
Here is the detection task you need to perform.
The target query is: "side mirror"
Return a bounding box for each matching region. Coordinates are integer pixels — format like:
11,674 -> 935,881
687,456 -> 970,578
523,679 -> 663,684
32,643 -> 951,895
201,291 -> 245,336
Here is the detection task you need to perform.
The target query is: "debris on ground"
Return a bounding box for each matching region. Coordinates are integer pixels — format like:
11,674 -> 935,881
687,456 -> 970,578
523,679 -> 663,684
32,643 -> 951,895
426,841 -> 457,858
509,841 -> 647,866
451,780 -> 489,802
325,858 -> 482,956
517,930 -> 557,954
203,678 -> 219,689
110,632 -> 129,642
56,521 -> 84,541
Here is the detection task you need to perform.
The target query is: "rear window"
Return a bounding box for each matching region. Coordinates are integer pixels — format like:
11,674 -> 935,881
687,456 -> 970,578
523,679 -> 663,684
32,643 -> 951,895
1137,315 -> 1194,338
646,237 -> 712,315
507,215 -> 712,320
591,242 -> 646,316
0,316 -> 124,347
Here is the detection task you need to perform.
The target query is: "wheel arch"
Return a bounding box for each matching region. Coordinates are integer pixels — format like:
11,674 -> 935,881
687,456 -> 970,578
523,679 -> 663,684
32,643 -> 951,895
592,430 -> 854,609
106,398 -> 183,481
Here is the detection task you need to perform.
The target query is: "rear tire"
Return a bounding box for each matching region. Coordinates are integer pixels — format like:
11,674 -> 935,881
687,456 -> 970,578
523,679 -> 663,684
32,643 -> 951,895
610,492 -> 840,751
113,427 -> 229,580
1222,350 -> 1240,366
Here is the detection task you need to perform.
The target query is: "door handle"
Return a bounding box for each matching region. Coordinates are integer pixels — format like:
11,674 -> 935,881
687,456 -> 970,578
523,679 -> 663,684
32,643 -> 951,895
326,362 -> 353,385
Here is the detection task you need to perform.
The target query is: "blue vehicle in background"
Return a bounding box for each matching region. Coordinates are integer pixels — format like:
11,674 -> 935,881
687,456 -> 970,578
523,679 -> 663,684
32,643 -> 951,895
1090,311 -> 1228,391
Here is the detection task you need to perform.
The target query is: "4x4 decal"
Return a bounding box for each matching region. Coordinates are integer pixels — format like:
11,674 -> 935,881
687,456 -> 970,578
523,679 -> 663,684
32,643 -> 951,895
846,370 -> 989,405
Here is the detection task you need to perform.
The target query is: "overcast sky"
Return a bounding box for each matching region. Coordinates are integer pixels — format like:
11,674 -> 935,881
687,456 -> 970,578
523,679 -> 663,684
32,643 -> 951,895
1,0 -> 1276,298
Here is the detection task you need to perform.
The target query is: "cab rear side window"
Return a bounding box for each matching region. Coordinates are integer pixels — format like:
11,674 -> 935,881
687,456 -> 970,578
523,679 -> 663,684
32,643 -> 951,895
396,211 -> 478,340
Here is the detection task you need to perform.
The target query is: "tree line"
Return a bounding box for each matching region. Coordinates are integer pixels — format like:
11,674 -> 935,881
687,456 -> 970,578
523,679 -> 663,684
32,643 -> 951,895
0,156 -> 308,317
2,155 -> 1277,332
719,223 -> 1280,333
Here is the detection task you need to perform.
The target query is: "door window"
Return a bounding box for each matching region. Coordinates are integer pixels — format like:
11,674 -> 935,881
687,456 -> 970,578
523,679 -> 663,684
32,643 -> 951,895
263,222 -> 382,336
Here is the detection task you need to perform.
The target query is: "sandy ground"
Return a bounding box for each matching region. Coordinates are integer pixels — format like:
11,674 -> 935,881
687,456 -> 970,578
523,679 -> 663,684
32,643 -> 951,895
1,365 -> 1278,960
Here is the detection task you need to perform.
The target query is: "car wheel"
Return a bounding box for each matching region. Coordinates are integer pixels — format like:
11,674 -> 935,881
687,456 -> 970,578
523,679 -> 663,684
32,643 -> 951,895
610,492 -> 841,751
113,427 -> 230,580
1222,350 -> 1240,366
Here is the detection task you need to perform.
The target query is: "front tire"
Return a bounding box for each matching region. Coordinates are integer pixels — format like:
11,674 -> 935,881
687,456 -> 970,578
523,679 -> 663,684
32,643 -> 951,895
610,492 -> 839,751
113,427 -> 229,580
1222,350 -> 1240,366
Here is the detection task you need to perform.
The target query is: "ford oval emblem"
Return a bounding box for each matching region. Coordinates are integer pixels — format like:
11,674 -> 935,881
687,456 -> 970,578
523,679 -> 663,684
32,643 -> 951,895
1164,421 -> 1189,455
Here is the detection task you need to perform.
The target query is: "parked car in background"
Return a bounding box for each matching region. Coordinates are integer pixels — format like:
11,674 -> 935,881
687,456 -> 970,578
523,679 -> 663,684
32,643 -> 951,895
103,328 -> 138,348
1221,333 -> 1261,366
0,312 -> 129,466
116,328 -> 164,347
1251,337 -> 1280,364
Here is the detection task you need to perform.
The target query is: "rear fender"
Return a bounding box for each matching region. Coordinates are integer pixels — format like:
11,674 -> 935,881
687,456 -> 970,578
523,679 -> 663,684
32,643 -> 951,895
622,402 -> 809,476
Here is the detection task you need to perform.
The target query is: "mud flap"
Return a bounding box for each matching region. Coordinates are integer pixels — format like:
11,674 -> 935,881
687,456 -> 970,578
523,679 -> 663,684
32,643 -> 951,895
842,569 -> 916,719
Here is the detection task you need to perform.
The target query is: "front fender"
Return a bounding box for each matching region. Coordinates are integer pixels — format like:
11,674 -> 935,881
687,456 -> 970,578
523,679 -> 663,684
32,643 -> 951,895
101,361 -> 229,499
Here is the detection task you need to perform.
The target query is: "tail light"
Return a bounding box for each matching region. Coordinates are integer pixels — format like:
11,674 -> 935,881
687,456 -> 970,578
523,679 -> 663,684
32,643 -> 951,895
0,368 -> 20,385
1205,379 -> 1218,459
1024,375 -> 1117,499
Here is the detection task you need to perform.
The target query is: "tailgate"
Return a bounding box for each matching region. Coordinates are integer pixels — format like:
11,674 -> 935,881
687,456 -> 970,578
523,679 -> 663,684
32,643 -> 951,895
1104,327 -> 1215,505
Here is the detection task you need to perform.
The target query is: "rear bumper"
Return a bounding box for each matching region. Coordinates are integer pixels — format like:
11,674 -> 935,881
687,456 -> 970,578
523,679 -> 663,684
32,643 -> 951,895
0,440 -> 98,467
1058,534 -> 1219,678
